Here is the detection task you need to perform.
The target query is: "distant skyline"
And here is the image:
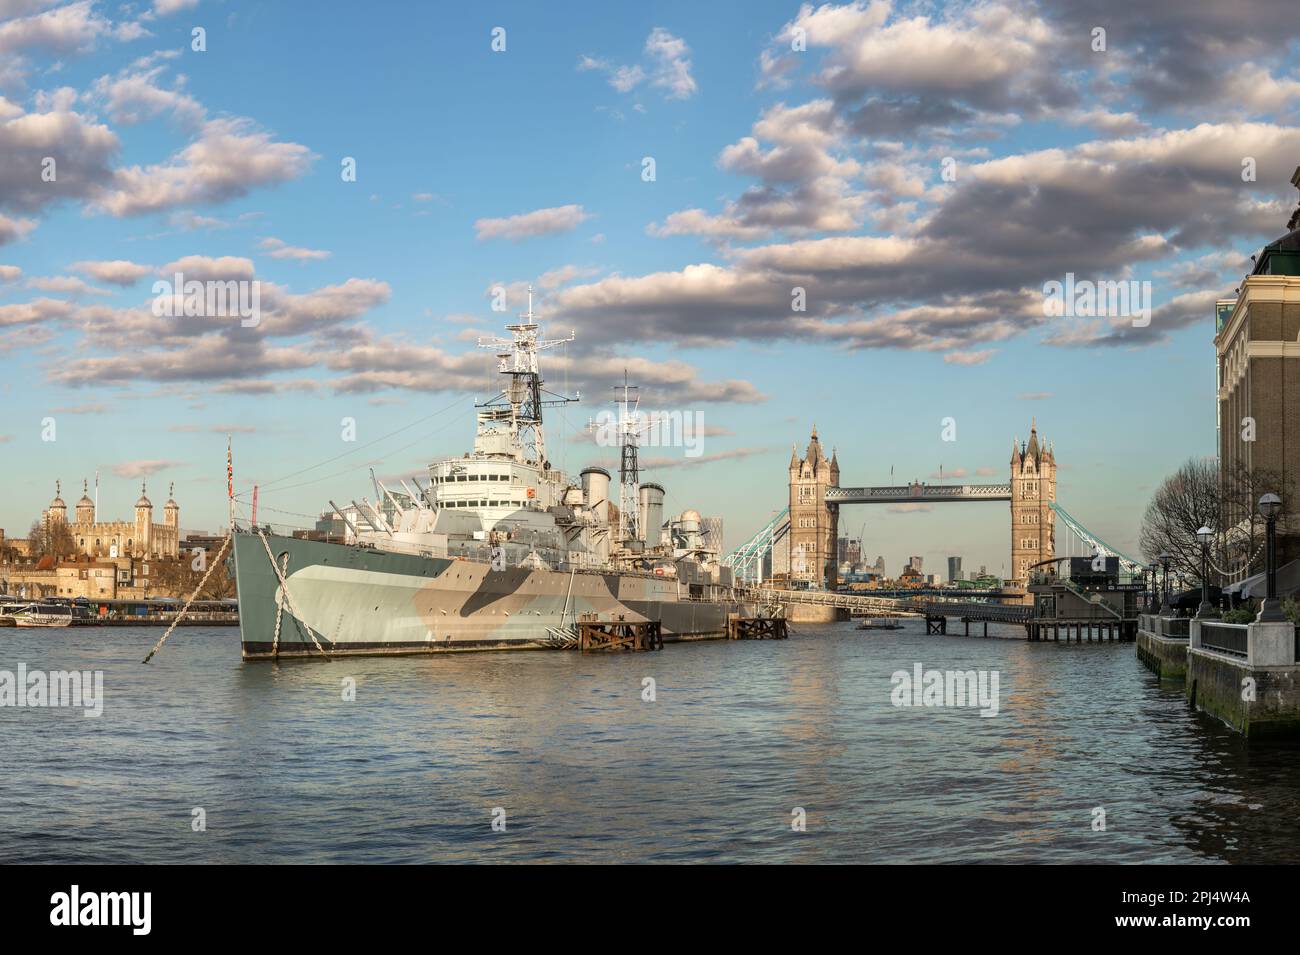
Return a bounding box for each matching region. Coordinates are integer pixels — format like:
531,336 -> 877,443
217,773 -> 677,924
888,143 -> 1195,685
2,1 -> 1298,574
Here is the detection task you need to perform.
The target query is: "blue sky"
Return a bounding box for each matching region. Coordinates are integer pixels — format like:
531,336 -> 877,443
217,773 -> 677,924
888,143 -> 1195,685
1,0 -> 1297,575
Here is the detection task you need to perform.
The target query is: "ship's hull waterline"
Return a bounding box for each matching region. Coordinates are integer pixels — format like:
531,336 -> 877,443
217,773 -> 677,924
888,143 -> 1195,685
232,533 -> 763,660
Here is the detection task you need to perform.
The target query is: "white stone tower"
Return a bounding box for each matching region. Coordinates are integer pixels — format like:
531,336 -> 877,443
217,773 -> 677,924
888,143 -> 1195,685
47,481 -> 67,524
164,482 -> 180,529
134,481 -> 154,558
75,479 -> 95,524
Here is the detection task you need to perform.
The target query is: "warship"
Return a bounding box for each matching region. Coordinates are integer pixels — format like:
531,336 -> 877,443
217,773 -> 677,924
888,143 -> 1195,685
230,292 -> 766,659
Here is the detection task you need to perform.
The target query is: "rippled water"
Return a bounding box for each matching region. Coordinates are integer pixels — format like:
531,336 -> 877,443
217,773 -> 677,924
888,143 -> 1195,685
3,618 -> 1299,863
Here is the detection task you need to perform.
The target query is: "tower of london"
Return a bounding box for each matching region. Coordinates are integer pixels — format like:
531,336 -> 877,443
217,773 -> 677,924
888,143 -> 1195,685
43,479 -> 181,560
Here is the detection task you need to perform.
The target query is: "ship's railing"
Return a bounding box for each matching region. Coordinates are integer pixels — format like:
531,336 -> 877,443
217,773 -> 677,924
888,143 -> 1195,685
234,521 -> 317,539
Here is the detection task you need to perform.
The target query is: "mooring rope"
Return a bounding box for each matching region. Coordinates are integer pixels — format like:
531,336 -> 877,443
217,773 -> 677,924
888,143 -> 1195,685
141,534 -> 232,664
256,530 -> 332,657
270,551 -> 288,659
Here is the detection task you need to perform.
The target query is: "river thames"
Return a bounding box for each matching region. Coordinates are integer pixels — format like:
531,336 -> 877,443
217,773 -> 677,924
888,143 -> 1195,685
3,619 -> 1299,864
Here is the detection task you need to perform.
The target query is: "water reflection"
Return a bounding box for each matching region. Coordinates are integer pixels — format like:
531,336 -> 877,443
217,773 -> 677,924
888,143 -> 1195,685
1,620 -> 1299,862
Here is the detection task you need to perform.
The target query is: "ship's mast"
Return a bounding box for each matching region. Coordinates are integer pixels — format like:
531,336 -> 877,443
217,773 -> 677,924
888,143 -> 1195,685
615,371 -> 640,545
476,286 -> 576,466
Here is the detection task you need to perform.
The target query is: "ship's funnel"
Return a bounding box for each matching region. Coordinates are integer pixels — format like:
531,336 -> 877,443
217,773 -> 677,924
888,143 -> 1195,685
639,483 -> 665,548
581,467 -> 611,524
677,508 -> 702,549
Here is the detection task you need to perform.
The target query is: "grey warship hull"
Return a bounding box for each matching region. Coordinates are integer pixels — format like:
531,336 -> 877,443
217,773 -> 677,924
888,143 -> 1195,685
232,532 -> 761,659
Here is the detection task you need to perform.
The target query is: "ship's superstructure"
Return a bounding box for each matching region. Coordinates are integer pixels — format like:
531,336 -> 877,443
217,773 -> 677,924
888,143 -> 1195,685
332,289 -> 722,576
230,292 -> 754,658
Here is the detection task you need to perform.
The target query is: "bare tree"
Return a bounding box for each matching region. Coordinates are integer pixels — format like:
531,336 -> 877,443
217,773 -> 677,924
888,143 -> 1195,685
148,553 -> 236,600
27,517 -> 77,561
1139,458 -> 1221,585
1219,460 -> 1294,583
1140,458 -> 1295,587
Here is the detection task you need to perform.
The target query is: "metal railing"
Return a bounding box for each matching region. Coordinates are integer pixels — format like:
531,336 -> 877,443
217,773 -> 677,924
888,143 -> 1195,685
1139,615 -> 1191,638
1158,616 -> 1190,638
1200,622 -> 1248,658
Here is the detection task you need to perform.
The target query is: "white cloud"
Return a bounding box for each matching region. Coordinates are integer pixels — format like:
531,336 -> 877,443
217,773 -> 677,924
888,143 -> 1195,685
110,459 -> 180,478
94,118 -> 315,217
91,60 -> 205,127
0,296 -> 71,327
943,349 -> 996,365
152,0 -> 200,15
26,274 -> 108,296
474,204 -> 589,242
644,28 -> 697,99
259,237 -> 331,261
72,259 -> 151,285
0,105 -> 119,215
159,255 -> 255,281
578,27 -> 697,100
0,212 -> 36,245
0,1 -> 147,58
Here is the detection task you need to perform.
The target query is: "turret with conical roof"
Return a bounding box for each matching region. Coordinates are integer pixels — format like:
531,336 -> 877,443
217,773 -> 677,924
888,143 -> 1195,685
164,482 -> 180,528
75,479 -> 95,524
47,480 -> 67,524
134,480 -> 154,557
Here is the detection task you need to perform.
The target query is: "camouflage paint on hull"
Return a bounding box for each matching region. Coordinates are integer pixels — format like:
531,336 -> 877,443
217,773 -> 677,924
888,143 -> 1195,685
232,533 -> 761,660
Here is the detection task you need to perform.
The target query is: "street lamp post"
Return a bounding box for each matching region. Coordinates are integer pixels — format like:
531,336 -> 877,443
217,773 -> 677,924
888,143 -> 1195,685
1196,526 -> 1214,619
1159,552 -> 1172,615
1147,562 -> 1159,613
1257,492 -> 1285,623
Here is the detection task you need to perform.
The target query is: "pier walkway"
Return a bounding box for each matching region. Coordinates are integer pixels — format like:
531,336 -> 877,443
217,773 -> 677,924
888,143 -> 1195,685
738,586 -> 1034,633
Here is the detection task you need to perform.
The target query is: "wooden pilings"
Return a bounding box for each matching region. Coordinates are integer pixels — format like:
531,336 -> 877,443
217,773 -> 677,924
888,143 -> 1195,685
728,616 -> 788,640
1026,619 -> 1135,642
578,620 -> 663,652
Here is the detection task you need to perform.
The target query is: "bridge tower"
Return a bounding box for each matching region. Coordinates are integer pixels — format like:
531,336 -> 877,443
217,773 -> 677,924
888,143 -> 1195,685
787,426 -> 839,588
1009,419 -> 1056,587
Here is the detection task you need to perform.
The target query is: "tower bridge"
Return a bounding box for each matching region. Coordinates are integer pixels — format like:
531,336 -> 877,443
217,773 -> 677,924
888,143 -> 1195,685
723,420 -> 1143,596
770,421 -> 1056,593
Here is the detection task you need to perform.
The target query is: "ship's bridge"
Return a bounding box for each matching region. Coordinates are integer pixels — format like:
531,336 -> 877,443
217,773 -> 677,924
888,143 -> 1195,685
426,457 -> 569,523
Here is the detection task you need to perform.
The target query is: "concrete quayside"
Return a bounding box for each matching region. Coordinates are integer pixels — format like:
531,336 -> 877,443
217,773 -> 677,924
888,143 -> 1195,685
1137,612 -> 1300,737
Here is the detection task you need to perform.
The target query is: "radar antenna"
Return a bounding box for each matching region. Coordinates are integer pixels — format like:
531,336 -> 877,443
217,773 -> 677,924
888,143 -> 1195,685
476,285 -> 577,466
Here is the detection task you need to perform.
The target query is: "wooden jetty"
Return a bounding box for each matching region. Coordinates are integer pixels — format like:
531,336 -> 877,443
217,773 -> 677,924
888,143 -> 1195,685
728,615 -> 788,640
577,619 -> 663,652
